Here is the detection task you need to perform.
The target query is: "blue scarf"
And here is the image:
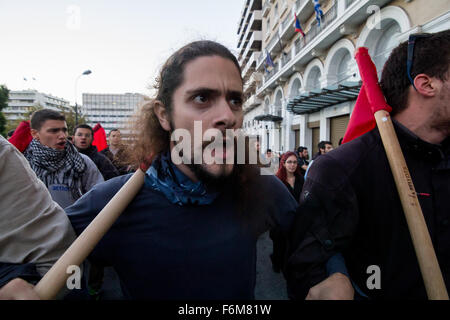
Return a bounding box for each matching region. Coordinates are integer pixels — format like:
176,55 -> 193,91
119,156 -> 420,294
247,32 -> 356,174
144,151 -> 219,206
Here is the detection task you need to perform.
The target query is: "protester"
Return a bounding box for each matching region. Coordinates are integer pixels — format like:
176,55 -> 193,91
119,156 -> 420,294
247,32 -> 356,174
312,141 -> 333,160
101,129 -> 129,175
276,152 -> 304,203
286,30 -> 450,299
304,141 -> 334,179
72,123 -> 121,299
261,148 -> 280,174
60,40 -> 301,300
271,151 -> 305,273
73,124 -> 119,181
0,136 -> 76,299
296,146 -> 309,176
24,109 -> 104,209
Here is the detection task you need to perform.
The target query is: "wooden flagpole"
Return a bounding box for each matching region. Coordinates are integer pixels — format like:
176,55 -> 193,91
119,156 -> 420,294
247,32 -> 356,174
34,169 -> 146,300
356,48 -> 448,300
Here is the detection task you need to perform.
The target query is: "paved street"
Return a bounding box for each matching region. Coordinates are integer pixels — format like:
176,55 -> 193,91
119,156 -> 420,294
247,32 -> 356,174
255,231 -> 288,300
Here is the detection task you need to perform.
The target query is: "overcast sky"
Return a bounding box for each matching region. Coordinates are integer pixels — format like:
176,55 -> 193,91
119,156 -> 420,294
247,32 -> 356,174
0,0 -> 244,104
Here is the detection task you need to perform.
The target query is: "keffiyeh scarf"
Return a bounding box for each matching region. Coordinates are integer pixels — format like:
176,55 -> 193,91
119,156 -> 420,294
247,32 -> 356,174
145,151 -> 219,206
24,139 -> 86,200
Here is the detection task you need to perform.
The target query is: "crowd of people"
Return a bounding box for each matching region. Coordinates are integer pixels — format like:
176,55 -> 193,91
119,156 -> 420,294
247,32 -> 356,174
0,29 -> 449,300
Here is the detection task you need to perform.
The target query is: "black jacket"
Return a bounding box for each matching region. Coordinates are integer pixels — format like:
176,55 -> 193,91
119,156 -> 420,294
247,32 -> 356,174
101,146 -> 130,175
286,121 -> 450,299
78,145 -> 119,181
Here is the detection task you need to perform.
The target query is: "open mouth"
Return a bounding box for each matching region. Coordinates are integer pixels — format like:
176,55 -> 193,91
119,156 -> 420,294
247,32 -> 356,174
204,139 -> 234,162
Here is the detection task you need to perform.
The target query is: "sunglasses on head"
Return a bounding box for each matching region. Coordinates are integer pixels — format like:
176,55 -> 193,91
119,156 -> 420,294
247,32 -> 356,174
407,33 -> 432,91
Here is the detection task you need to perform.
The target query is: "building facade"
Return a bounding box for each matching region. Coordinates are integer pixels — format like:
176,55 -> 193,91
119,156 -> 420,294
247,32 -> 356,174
4,90 -> 70,121
81,93 -> 145,137
237,0 -> 450,155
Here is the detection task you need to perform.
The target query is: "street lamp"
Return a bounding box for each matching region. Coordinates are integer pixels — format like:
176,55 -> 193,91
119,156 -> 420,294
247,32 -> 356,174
74,69 -> 92,126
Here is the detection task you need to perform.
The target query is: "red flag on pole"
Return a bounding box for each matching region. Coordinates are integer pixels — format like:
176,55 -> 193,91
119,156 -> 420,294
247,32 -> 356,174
342,47 -> 392,143
8,120 -> 33,153
294,14 -> 305,37
92,123 -> 107,151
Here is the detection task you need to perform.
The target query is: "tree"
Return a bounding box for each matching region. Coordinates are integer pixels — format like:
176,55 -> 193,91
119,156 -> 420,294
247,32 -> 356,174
5,104 -> 43,134
0,85 -> 10,137
57,106 -> 87,136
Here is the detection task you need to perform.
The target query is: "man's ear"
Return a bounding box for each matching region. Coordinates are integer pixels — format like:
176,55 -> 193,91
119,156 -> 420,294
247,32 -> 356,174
153,100 -> 171,132
30,128 -> 39,140
414,74 -> 437,97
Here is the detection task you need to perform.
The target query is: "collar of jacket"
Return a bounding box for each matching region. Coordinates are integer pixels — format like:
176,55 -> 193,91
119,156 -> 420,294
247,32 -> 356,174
388,120 -> 449,166
77,145 -> 98,157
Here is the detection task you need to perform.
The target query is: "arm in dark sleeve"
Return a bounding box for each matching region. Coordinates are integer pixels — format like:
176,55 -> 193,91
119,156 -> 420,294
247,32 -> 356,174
0,263 -> 41,288
97,153 -> 120,181
65,178 -> 125,267
261,176 -> 299,274
285,156 -> 359,300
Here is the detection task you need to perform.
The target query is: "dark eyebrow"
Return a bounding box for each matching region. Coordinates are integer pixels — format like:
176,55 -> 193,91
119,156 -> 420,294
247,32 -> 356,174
185,88 -> 220,97
185,88 -> 243,98
47,127 -> 67,131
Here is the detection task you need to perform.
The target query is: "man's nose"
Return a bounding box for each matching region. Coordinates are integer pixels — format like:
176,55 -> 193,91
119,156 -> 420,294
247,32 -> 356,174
213,98 -> 238,130
58,131 -> 67,139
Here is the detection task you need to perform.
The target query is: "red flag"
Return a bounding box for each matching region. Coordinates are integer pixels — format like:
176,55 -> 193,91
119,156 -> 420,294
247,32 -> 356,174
8,120 -> 32,153
92,123 -> 107,152
294,14 -> 305,37
342,47 -> 392,143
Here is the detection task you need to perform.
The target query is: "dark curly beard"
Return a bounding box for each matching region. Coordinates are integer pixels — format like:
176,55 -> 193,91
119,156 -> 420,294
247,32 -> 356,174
186,163 -> 237,191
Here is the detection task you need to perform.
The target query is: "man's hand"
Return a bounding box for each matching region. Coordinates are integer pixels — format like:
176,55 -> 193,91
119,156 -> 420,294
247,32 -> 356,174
306,272 -> 354,300
0,278 -> 40,300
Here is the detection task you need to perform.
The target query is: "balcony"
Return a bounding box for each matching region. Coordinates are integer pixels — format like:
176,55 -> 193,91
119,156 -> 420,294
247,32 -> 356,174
304,3 -> 337,44
266,31 -> 282,56
242,51 -> 261,81
295,0 -> 314,23
238,11 -> 262,57
281,50 -> 292,68
279,10 -> 296,41
248,0 -> 262,11
257,2 -> 339,94
244,94 -> 263,113
262,0 -> 270,17
7,101 -> 36,107
346,0 -> 357,8
264,62 -> 279,82
239,31 -> 262,66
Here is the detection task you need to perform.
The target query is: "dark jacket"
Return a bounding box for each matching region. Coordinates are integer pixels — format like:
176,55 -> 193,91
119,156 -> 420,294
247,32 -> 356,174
286,121 -> 450,299
66,172 -> 298,299
100,146 -> 130,175
297,156 -> 309,176
78,145 -> 119,181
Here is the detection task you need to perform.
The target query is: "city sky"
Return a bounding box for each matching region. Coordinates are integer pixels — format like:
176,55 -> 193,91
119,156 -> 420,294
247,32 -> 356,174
0,0 -> 245,104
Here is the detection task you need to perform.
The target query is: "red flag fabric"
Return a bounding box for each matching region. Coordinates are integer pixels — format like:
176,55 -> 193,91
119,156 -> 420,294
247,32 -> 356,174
342,47 -> 392,143
294,14 -> 305,37
8,120 -> 32,153
92,123 -> 107,152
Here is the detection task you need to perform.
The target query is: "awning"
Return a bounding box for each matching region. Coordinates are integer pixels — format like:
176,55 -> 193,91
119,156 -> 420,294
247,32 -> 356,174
287,81 -> 362,115
253,114 -> 283,122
